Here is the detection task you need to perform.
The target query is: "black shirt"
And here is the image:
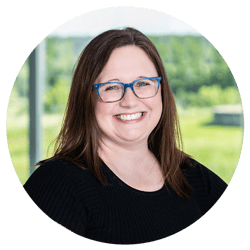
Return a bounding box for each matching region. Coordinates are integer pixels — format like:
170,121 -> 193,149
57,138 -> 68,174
24,159 -> 227,244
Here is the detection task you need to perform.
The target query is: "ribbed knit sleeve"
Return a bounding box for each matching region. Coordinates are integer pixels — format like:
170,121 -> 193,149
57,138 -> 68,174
185,162 -> 228,215
23,160 -> 97,236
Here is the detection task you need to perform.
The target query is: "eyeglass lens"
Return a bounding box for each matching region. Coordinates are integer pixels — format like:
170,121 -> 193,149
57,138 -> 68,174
99,79 -> 158,102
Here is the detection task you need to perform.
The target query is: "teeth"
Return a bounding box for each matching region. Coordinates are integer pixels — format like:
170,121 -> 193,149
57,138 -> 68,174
117,112 -> 143,121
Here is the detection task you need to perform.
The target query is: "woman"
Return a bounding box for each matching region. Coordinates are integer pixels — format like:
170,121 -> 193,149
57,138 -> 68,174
24,27 -> 227,244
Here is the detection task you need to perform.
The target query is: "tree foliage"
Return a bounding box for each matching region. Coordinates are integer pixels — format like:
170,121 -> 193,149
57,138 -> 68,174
13,35 -> 241,113
150,35 -> 237,93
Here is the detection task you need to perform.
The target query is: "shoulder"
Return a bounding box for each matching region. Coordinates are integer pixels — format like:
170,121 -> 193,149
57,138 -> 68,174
24,158 -> 101,204
23,159 -> 101,236
183,159 -> 228,214
26,158 -> 97,185
184,159 -> 227,189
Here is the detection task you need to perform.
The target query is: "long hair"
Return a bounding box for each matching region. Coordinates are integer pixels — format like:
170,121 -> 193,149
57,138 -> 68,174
38,27 -> 194,198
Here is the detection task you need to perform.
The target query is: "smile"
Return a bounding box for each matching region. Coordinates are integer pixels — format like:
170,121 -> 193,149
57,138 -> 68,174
116,112 -> 143,121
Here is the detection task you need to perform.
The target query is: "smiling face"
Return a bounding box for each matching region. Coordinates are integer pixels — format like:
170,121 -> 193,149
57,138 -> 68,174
95,45 -> 163,146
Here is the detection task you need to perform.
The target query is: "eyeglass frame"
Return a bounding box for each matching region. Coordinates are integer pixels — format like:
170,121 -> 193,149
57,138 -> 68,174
93,77 -> 162,103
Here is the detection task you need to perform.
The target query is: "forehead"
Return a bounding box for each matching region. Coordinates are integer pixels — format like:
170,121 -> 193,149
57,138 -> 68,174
97,46 -> 158,83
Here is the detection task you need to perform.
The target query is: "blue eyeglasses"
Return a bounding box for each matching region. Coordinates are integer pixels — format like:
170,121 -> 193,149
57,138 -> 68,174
93,77 -> 161,103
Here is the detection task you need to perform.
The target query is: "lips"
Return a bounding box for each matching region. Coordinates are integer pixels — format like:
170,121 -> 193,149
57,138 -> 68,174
115,112 -> 144,121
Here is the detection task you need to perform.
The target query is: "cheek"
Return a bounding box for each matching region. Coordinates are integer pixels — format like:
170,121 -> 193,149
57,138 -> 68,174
148,97 -> 163,130
95,102 -> 107,122
95,102 -> 115,125
156,89 -> 163,115
95,103 -> 109,135
146,93 -> 163,116
152,85 -> 163,112
153,100 -> 163,123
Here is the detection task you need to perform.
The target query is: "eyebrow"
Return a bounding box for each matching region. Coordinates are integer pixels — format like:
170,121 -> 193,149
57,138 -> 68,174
105,78 -> 120,82
105,76 -> 150,83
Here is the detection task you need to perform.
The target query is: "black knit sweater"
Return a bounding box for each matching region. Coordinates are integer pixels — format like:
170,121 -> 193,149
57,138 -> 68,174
24,159 -> 227,244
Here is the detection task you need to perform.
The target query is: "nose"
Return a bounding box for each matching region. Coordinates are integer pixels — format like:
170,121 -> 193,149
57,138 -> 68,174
119,87 -> 139,107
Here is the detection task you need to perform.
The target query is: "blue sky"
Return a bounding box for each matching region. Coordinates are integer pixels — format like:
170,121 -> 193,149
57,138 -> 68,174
50,7 -> 200,37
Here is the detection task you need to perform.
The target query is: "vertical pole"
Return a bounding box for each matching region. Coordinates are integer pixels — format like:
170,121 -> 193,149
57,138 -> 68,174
28,40 -> 45,175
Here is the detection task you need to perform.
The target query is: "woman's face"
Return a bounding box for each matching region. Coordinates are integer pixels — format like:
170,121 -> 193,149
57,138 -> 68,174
95,46 -> 163,146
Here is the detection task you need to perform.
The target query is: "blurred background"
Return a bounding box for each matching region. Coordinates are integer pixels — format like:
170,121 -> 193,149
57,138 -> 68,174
6,7 -> 243,185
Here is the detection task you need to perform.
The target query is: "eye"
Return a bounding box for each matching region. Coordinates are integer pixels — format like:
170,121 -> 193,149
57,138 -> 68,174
102,83 -> 122,92
136,81 -> 151,87
105,85 -> 117,91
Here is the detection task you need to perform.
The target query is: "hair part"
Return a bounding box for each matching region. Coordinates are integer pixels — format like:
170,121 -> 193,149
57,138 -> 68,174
37,27 -> 194,199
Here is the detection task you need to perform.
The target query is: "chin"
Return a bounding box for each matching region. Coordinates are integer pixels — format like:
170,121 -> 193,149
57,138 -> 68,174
117,131 -> 149,144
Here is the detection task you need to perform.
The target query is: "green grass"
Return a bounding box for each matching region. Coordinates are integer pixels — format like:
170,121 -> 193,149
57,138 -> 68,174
7,109 -> 63,185
7,106 -> 243,185
178,107 -> 243,184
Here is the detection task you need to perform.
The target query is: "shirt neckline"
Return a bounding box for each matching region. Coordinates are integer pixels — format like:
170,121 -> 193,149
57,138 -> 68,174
102,161 -> 167,196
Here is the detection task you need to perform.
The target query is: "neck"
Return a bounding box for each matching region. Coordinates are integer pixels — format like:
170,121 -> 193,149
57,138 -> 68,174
98,138 -> 159,176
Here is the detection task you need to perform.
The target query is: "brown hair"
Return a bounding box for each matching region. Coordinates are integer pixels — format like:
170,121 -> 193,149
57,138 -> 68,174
38,27 -> 194,198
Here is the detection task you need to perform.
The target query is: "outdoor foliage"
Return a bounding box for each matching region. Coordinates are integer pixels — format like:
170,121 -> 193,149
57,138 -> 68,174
176,85 -> 241,107
13,34 -> 241,114
7,105 -> 242,185
8,34 -> 243,185
150,36 -> 236,91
